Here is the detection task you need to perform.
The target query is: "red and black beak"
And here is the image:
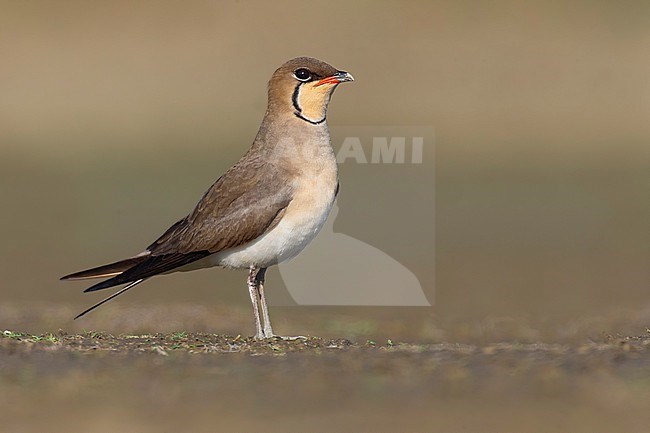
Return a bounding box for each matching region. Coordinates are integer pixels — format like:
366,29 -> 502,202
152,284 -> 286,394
315,70 -> 355,87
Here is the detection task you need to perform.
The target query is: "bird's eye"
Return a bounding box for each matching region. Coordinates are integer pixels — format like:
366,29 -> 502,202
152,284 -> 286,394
293,68 -> 311,82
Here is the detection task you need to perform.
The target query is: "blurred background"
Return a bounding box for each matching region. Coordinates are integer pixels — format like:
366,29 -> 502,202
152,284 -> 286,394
2,0 -> 648,339
2,1 -> 650,432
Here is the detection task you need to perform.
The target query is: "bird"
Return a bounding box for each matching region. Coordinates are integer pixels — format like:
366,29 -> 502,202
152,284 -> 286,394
61,57 -> 354,339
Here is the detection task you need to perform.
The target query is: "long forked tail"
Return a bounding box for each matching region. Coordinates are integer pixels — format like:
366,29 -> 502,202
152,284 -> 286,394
82,251 -> 211,293
69,251 -> 211,319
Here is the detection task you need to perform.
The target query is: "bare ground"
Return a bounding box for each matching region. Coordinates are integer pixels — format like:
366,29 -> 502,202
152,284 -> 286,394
2,327 -> 650,433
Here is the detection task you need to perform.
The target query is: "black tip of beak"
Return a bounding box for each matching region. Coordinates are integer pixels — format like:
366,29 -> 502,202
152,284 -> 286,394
335,70 -> 354,83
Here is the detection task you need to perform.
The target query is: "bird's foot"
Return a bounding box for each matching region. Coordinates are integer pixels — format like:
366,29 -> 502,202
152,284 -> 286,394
252,334 -> 309,341
253,329 -> 276,340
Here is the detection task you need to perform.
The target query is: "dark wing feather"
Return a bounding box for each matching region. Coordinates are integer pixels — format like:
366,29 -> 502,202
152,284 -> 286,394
83,251 -> 210,292
61,255 -> 149,280
147,152 -> 293,256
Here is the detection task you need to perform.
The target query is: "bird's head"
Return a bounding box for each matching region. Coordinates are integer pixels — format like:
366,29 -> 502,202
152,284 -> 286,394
267,57 -> 354,125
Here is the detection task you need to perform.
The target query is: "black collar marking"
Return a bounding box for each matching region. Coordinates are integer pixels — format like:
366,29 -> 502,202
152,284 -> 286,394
294,112 -> 326,124
292,83 -> 302,113
292,83 -> 326,125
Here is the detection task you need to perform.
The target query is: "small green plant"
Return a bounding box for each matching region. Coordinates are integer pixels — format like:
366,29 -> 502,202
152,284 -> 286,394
44,333 -> 59,343
83,330 -> 100,339
29,333 -> 58,343
2,330 -> 24,339
171,331 -> 188,340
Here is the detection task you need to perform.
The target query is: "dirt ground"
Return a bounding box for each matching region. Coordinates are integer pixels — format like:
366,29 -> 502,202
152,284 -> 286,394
3,316 -> 650,433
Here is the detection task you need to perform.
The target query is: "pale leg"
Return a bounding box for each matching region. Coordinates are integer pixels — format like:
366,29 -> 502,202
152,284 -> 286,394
247,267 -> 264,340
255,268 -> 275,338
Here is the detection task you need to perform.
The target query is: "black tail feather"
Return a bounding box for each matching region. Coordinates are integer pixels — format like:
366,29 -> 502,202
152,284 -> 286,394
61,255 -> 149,281
83,251 -> 211,293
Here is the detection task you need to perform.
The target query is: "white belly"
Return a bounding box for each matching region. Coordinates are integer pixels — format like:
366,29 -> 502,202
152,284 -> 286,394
214,191 -> 335,268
